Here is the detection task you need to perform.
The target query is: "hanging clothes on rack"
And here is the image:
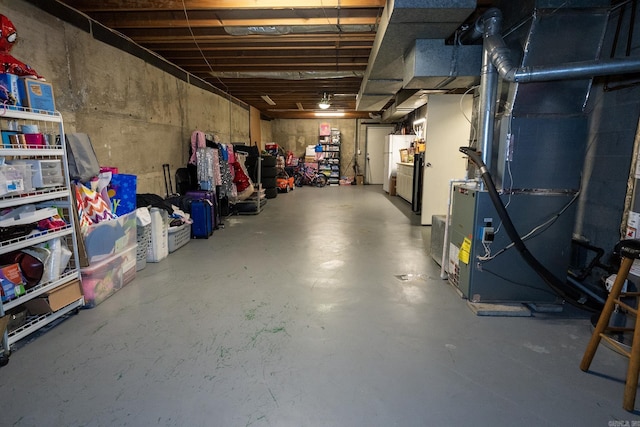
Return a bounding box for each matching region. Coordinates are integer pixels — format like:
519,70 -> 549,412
196,147 -> 215,190
218,144 -> 235,199
189,131 -> 206,165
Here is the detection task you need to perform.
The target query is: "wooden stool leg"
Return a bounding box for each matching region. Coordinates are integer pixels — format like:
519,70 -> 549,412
580,257 -> 634,372
623,297 -> 640,410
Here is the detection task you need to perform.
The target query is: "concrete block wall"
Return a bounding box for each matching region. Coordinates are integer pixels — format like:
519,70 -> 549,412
4,0 -> 250,196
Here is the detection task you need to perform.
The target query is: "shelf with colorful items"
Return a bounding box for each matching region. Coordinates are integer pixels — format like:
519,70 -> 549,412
0,108 -> 83,366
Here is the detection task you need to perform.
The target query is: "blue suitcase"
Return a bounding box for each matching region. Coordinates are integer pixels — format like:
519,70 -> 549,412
190,199 -> 213,238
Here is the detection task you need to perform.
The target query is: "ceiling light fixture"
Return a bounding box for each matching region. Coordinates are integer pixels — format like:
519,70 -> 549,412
261,95 -> 276,106
318,93 -> 331,110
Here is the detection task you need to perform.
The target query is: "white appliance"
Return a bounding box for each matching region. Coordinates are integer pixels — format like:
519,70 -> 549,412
383,134 -> 414,192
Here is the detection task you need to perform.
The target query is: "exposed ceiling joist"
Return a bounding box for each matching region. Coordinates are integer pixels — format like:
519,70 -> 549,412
61,0 -> 386,12
43,0 -> 489,119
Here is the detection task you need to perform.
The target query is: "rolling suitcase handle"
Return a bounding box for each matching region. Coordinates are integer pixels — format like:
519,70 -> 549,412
163,163 -> 179,198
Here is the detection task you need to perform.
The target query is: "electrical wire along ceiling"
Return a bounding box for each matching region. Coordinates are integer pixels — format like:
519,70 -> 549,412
50,0 -> 492,119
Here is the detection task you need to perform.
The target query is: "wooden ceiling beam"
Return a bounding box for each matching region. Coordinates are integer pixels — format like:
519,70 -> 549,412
95,16 -> 379,29
158,48 -> 371,58
62,0 -> 386,12
118,28 -> 376,41
131,36 -> 375,47
149,45 -> 373,53
87,8 -> 382,25
56,0 -> 455,117
195,77 -> 362,85
214,88 -> 362,94
170,58 -> 369,67
187,63 -> 367,70
169,61 -> 367,69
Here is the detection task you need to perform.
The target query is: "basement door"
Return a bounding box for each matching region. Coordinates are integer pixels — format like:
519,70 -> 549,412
365,126 -> 394,184
421,94 -> 472,225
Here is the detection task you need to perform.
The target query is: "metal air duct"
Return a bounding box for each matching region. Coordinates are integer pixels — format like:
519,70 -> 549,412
481,9 -> 640,83
356,0 -> 476,112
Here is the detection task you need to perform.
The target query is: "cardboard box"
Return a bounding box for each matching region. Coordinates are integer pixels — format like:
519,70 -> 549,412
20,78 -> 55,112
356,174 -> 364,185
0,315 -> 8,336
1,130 -> 18,147
389,175 -> 397,195
0,263 -> 26,302
24,280 -> 82,314
305,145 -> 316,157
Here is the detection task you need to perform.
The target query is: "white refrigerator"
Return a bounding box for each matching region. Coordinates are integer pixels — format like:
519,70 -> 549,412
383,134 -> 414,192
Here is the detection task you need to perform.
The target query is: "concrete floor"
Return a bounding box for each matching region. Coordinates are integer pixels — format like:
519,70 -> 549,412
2,185 -> 639,426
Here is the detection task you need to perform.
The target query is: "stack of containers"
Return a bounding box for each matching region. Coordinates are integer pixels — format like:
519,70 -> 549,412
78,170 -> 140,307
79,211 -> 138,307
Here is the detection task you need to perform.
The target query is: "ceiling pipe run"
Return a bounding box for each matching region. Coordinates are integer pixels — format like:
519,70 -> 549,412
481,7 -> 640,83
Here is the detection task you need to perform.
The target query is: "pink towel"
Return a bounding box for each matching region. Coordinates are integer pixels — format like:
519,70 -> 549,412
189,131 -> 206,165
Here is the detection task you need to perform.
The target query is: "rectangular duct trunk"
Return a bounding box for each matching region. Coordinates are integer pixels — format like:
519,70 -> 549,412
404,39 -> 482,90
356,0 -> 476,111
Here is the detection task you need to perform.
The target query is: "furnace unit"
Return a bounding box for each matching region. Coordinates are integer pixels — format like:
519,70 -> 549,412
449,185 -> 576,304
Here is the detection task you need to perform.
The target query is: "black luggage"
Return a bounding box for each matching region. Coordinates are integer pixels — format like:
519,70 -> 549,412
175,167 -> 194,195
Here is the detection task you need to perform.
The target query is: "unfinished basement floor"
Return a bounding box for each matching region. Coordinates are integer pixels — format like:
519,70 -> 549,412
3,185 -> 639,426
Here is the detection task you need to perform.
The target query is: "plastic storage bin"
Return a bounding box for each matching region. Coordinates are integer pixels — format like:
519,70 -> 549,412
0,163 -> 32,196
14,159 -> 63,188
80,249 -> 125,308
80,243 -> 136,307
168,223 -> 191,253
82,211 -> 137,264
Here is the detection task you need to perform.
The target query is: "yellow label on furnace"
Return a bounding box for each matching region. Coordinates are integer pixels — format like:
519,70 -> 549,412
459,237 -> 472,264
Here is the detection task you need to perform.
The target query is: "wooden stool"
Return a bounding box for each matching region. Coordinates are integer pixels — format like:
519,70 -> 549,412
580,239 -> 640,411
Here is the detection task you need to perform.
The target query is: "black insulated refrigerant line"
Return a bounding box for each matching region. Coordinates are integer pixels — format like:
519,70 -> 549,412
459,147 -> 602,312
